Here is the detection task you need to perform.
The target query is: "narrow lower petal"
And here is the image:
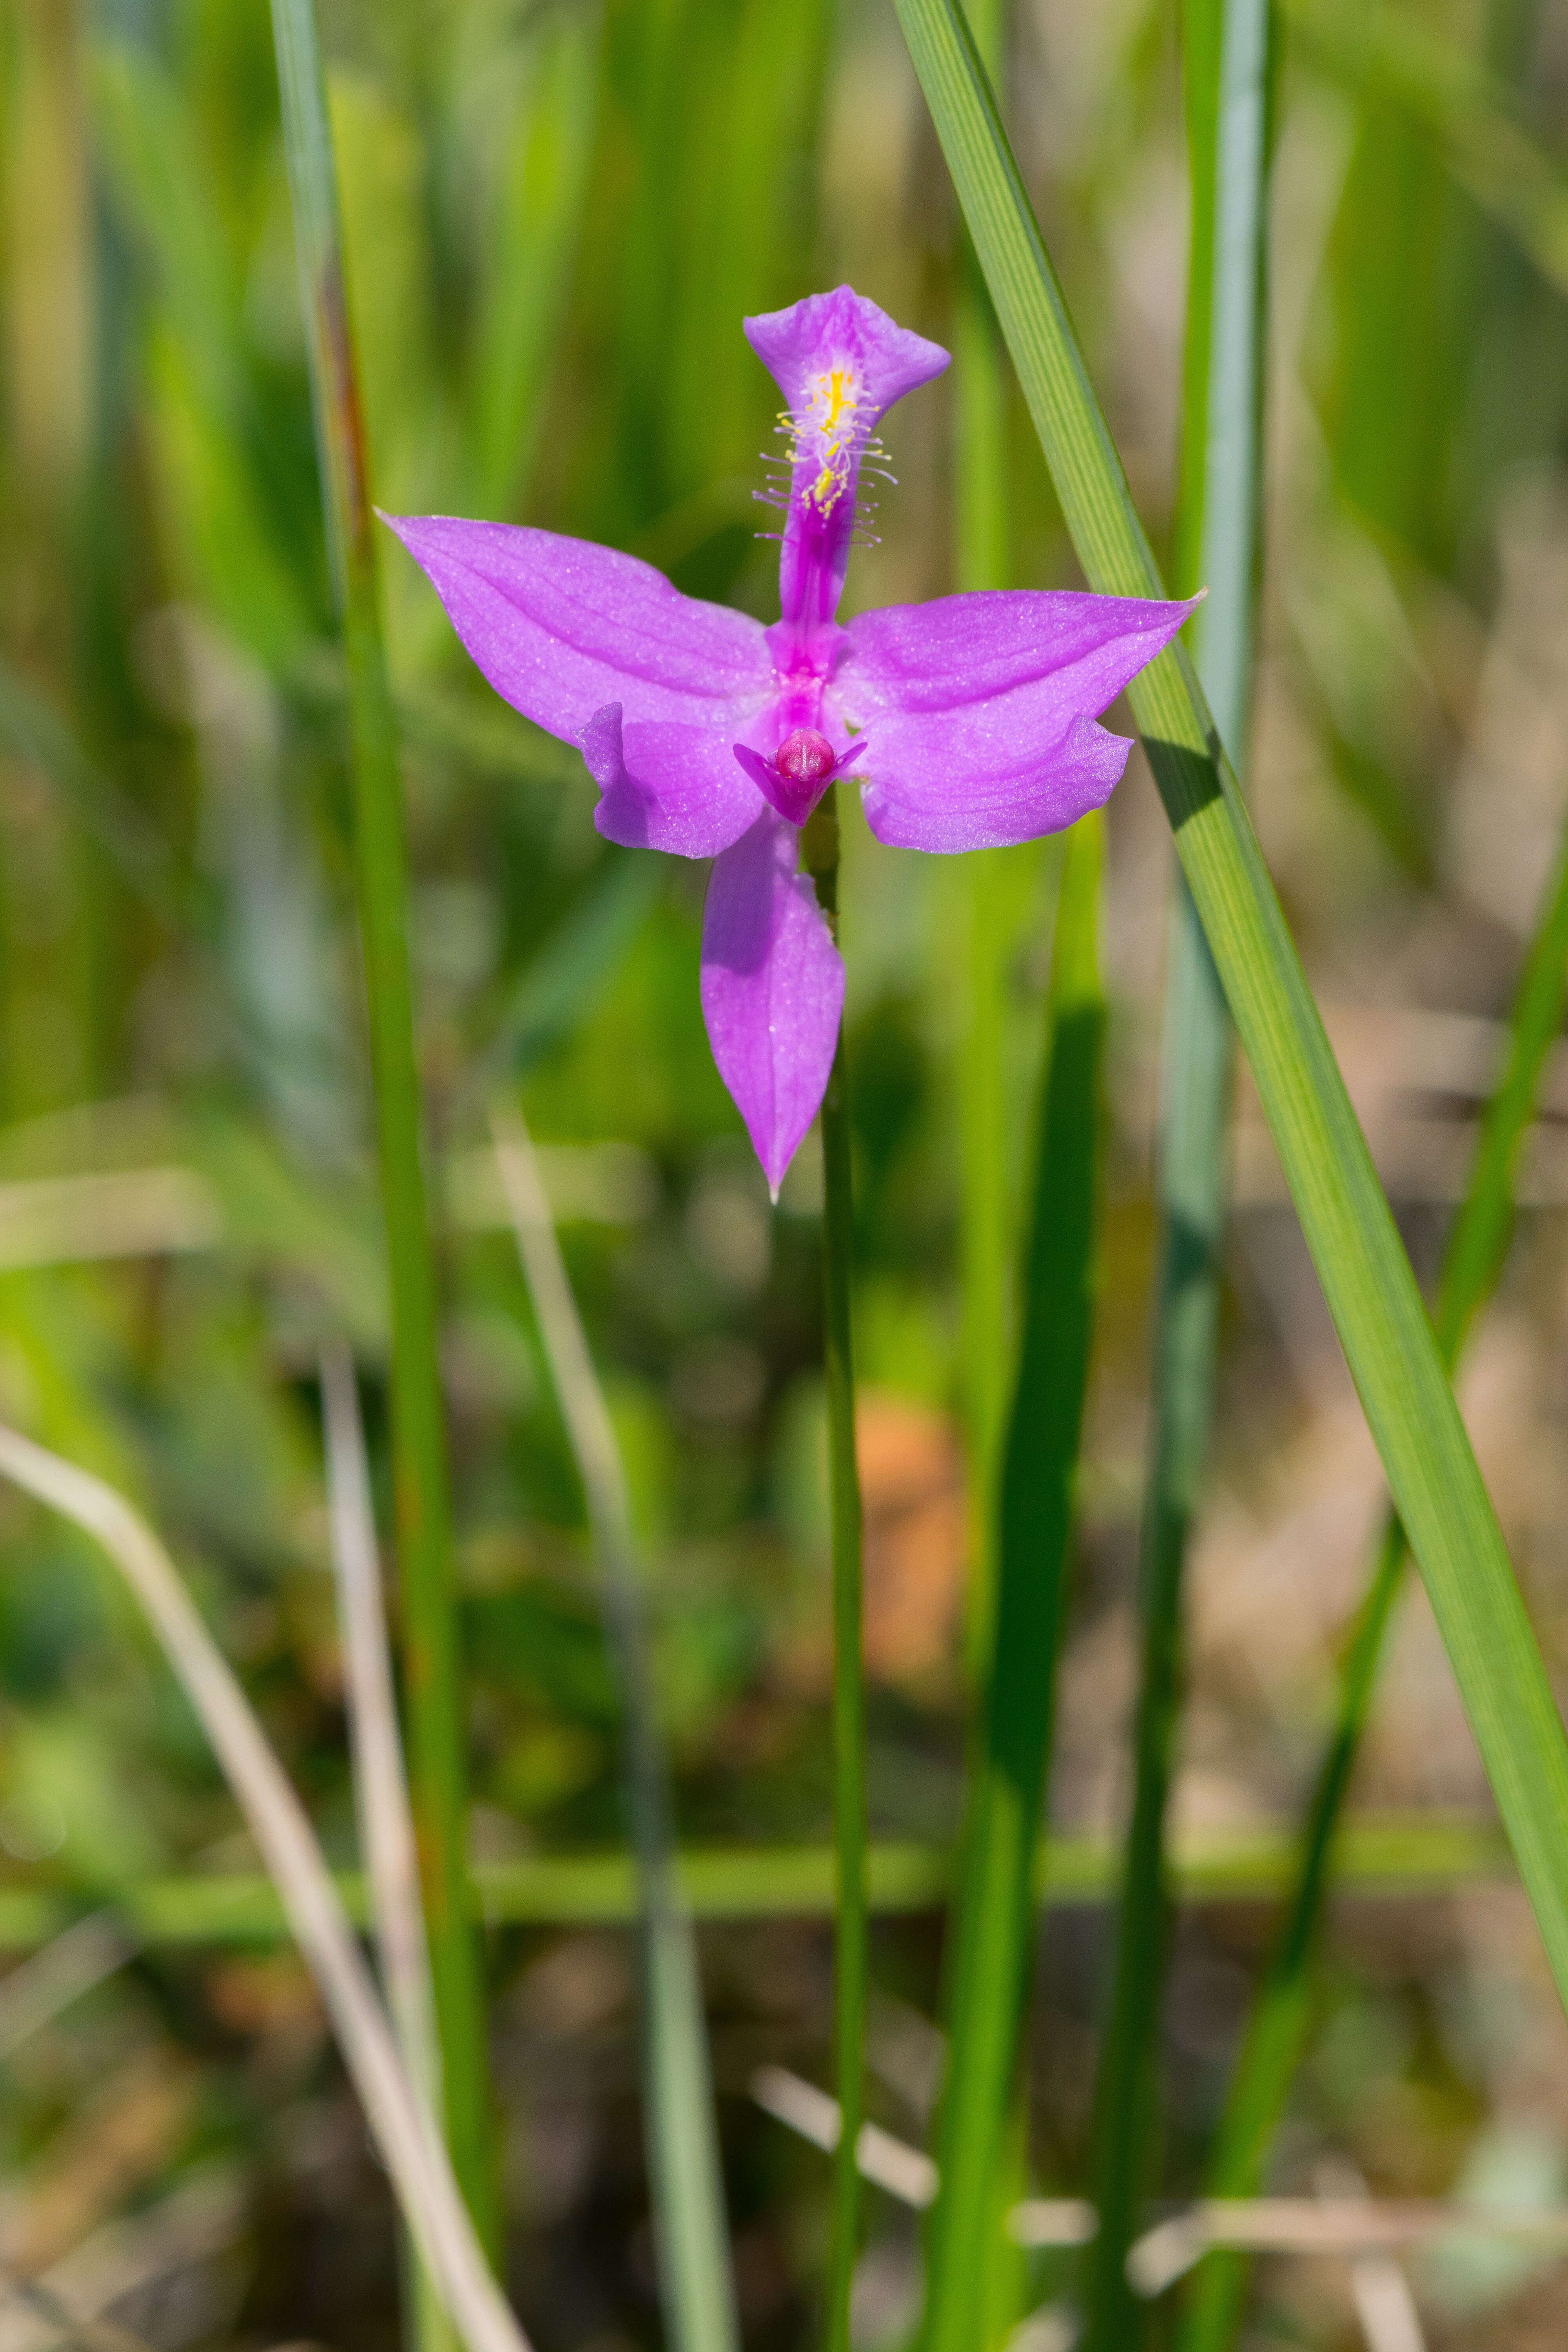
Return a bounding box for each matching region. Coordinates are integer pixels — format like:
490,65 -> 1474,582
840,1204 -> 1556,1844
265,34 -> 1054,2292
585,706 -> 762,858
835,587 -> 1200,853
700,810 -> 844,1196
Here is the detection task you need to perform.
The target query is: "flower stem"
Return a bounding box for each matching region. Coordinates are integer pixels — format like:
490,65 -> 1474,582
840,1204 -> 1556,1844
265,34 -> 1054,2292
270,0 -> 496,2255
802,785 -> 868,2352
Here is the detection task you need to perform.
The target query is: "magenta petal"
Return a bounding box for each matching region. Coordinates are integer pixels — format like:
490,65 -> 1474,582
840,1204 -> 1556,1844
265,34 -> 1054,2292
585,705 -> 762,857
731,742 -> 822,828
744,286 -> 949,427
700,810 -> 844,1196
862,711 -> 1132,850
383,515 -> 770,729
836,587 -> 1201,853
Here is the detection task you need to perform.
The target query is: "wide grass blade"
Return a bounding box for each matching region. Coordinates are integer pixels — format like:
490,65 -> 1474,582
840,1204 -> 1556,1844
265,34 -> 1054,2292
0,1423 -> 528,2352
1178,808 -> 1568,2352
920,812 -> 1105,2352
269,0 -> 496,2245
800,788 -> 869,2352
1083,0 -> 1270,2339
490,1103 -> 739,2352
893,0 -> 1568,2055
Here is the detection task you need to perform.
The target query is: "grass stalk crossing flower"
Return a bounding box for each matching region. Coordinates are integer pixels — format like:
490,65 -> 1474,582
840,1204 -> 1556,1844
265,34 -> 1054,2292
893,0 -> 1568,2048
953,0 -> 1016,1688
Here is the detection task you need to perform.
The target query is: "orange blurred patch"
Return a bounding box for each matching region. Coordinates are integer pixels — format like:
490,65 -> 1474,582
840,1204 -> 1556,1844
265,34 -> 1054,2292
857,1391 -> 967,1686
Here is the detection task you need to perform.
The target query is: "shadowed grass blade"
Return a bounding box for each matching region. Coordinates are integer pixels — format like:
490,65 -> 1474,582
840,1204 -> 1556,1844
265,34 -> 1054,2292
1083,0 -> 1270,2339
269,0 -> 496,2247
490,1103 -> 739,2352
0,1425 -> 529,2352
1178,808 -> 1568,2352
920,812 -> 1105,2352
893,0 -> 1568,2060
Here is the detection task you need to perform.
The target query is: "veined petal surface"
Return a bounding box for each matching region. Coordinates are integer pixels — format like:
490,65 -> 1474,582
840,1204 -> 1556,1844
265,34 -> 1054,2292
584,706 -> 763,858
837,588 -> 1200,851
700,810 -> 844,1195
381,514 -> 771,733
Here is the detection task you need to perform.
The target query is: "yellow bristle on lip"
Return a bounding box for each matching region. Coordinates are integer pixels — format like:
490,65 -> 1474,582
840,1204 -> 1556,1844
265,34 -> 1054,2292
813,366 -> 857,432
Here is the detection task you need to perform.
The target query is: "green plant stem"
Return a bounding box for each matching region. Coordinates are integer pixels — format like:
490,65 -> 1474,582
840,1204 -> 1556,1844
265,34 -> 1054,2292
920,812 -> 1105,2352
893,0 -> 1568,2025
1178,808 -> 1568,2352
269,0 -> 495,2252
955,0 -> 1014,1683
802,786 -> 867,2352
1083,0 -> 1270,2340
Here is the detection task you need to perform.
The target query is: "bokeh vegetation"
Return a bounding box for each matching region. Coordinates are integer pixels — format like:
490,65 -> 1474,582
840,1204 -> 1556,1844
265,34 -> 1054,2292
7,0 -> 1568,2347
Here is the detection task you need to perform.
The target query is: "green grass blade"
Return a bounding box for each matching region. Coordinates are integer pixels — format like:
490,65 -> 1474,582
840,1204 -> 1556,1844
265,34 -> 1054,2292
466,7 -> 598,517
920,813 -> 1105,2352
0,1809 -> 1523,1950
1083,0 -> 1270,2339
269,0 -> 497,2252
802,788 -> 869,2352
1178,811 -> 1568,2352
954,0 -> 1014,1686
893,0 -> 1568,2047
491,1105 -> 738,2352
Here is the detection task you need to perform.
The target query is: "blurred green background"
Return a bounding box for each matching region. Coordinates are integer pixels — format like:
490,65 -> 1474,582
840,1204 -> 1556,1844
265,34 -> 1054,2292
7,0 -> 1568,2346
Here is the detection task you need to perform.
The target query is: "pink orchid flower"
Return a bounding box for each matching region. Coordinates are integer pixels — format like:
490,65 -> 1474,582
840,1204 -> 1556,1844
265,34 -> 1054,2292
384,286 -> 1197,1194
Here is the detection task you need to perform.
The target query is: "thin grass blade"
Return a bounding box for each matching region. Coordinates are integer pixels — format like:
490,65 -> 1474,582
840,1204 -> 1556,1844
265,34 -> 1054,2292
892,0 -> 1568,2047
0,1809 -> 1527,1953
321,1343 -> 450,2352
1178,809 -> 1568,2352
953,0 -> 1015,1686
0,1423 -> 529,2352
1083,0 -> 1270,2338
920,812 -> 1106,2352
490,1103 -> 739,2352
269,0 -> 496,2243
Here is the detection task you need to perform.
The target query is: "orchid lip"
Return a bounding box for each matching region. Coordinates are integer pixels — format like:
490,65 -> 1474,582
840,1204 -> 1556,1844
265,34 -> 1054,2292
732,735 -> 867,828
